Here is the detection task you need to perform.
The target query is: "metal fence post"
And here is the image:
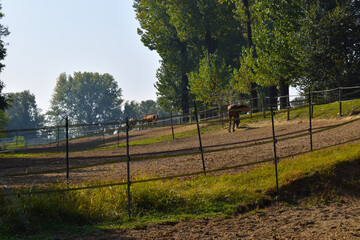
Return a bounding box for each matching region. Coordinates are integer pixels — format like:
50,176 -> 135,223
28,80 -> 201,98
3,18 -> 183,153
103,127 -> 105,147
170,113 -> 175,139
194,101 -> 206,175
262,97 -> 266,119
287,96 -> 290,121
117,122 -> 120,148
66,116 -> 69,183
57,127 -> 60,153
339,87 -> 342,117
308,89 -> 313,151
271,107 -> 279,194
250,98 -> 253,119
126,117 -> 131,219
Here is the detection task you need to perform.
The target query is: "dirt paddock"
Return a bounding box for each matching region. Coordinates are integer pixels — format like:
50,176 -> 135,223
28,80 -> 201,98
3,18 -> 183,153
1,117 -> 360,239
1,117 -> 360,188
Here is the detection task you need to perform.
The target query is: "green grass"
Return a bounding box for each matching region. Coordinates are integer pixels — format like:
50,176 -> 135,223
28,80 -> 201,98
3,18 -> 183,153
97,123 -> 222,150
2,141 -> 360,239
239,98 -> 360,123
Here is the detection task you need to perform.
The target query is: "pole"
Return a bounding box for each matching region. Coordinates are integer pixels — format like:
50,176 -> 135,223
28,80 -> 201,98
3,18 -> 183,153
271,107 -> 279,194
117,122 -> 120,148
308,89 -> 313,151
103,127 -> 105,147
126,117 -> 131,219
170,113 -> 175,139
57,127 -> 60,153
66,116 -> 69,183
287,96 -> 290,121
339,87 -> 342,117
250,98 -> 253,119
262,97 -> 266,119
194,101 -> 206,175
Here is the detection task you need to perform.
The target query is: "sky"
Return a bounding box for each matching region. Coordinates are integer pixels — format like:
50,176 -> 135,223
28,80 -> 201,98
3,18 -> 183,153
0,0 -> 161,112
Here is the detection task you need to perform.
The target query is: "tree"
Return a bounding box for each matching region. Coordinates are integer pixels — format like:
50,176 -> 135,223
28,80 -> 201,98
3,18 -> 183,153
0,4 -> 10,110
189,52 -> 235,106
5,91 -> 44,130
48,72 -> 123,125
124,100 -> 141,120
295,1 -> 360,91
139,100 -> 158,116
135,0 -> 246,115
134,0 -> 196,116
229,0 -> 304,108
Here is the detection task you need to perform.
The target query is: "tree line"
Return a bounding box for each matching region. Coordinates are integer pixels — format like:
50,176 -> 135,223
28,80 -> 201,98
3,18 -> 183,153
134,0 -> 360,113
1,1 -> 360,132
0,72 -> 167,132
0,4 -> 164,132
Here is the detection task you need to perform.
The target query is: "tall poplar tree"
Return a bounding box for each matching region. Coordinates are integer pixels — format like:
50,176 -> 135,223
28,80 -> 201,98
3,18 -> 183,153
0,3 -> 9,110
134,0 -> 196,116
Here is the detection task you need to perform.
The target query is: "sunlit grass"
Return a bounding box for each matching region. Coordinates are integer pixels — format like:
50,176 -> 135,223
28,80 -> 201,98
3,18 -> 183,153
97,123 -> 222,150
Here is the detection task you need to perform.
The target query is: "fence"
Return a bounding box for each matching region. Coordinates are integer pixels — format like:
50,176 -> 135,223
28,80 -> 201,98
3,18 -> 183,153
1,86 -> 360,219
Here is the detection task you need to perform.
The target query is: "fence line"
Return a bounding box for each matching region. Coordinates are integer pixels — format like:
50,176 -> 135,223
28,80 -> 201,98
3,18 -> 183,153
1,85 -> 360,220
2,85 -> 360,153
3,134 -> 360,198
3,116 -> 360,179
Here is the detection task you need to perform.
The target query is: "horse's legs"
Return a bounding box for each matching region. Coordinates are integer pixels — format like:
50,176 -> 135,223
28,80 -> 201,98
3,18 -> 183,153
235,118 -> 240,129
228,117 -> 232,132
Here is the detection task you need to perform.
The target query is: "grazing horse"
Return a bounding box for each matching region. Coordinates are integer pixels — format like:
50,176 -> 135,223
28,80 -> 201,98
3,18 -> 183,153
142,114 -> 159,125
228,104 -> 251,132
128,118 -> 134,127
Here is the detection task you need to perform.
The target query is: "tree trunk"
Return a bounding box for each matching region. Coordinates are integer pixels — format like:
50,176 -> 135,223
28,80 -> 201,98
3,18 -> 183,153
279,79 -> 289,110
243,0 -> 258,112
205,29 -> 217,55
180,41 -> 190,122
269,86 -> 278,108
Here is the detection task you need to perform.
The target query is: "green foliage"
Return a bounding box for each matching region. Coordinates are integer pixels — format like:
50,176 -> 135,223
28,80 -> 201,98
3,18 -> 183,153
232,47 -> 256,94
0,4 -> 10,110
134,0 -> 195,113
47,72 -> 123,125
135,0 -> 246,112
5,135 -> 26,150
0,109 -> 9,135
5,90 -> 44,131
295,1 -> 360,91
189,52 -> 235,105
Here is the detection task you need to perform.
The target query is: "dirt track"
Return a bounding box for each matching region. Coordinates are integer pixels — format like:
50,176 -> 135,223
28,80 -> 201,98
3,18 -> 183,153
1,116 -> 360,188
2,116 -> 360,239
72,197 -> 360,240
71,157 -> 360,240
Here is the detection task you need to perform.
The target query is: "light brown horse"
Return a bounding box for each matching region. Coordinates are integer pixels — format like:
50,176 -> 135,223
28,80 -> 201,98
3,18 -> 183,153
228,104 -> 251,132
128,118 -> 134,127
142,114 -> 159,125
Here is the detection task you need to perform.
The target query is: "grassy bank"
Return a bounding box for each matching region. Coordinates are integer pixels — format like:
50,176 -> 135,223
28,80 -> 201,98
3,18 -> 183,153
1,140 -> 360,239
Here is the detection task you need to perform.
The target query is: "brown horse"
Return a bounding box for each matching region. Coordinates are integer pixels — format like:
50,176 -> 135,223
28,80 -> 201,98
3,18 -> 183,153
142,114 -> 159,125
228,104 -> 251,132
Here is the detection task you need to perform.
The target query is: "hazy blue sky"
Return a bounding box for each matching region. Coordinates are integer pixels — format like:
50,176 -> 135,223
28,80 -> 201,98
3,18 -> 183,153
0,0 -> 161,112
